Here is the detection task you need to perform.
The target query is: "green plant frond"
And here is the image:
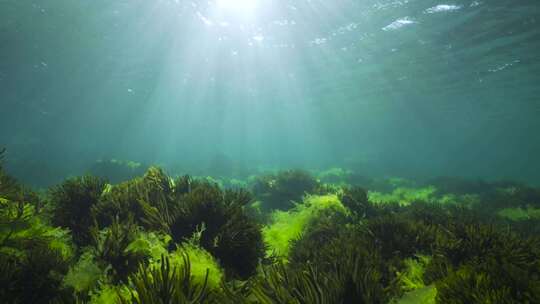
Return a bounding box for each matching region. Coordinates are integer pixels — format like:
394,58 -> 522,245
251,262 -> 342,304
123,253 -> 214,304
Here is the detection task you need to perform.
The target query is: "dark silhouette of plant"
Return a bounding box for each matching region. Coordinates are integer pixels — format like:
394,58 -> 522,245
170,181 -> 264,279
365,215 -> 437,261
429,223 -> 540,302
339,186 -> 378,218
251,169 -> 319,210
290,222 -> 395,303
50,175 -> 107,246
436,265 -> 519,303
251,262 -> 342,304
90,216 -> 145,284
92,167 -> 173,229
210,189 -> 265,279
0,149 -> 39,206
1,196 -> 72,303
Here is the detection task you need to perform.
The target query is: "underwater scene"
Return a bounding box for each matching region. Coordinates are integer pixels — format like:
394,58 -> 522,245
1,0 -> 540,303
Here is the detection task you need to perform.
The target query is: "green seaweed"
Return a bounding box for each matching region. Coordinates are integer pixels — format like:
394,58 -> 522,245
121,253 -> 214,304
89,216 -> 146,284
262,194 -> 346,260
3,162 -> 540,303
251,262 -> 343,304
0,189 -> 73,303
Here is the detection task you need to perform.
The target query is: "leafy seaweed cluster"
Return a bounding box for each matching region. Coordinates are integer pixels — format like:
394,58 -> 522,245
1,150 -> 73,303
2,154 -> 540,303
49,175 -> 107,246
251,169 -> 319,210
121,254 -> 213,304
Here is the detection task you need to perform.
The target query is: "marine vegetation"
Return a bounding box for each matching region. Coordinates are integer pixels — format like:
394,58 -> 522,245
339,186 -> 378,218
167,181 -> 264,279
120,254 -> 213,304
251,169 -> 319,210
1,153 -> 74,303
92,168 -> 264,280
250,262 -> 343,304
0,149 -> 42,208
2,158 -> 540,303
89,216 -> 146,284
262,194 -> 347,260
49,175 -> 107,246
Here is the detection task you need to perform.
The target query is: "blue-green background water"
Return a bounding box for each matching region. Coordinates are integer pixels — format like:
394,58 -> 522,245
1,0 -> 539,186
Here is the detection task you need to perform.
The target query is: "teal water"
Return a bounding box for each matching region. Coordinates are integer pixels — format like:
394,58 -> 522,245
2,2 -> 540,303
1,0 -> 539,185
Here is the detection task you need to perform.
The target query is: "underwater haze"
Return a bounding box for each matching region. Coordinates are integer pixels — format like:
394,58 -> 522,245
1,0 -> 540,186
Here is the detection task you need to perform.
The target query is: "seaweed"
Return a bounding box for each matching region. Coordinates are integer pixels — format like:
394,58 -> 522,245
210,189 -> 265,278
368,186 -> 438,207
0,149 -> 40,207
92,167 -> 173,229
251,169 -> 319,211
0,196 -> 73,303
290,222 -> 394,303
288,208 -> 350,265
4,162 -> 540,303
339,186 -> 378,218
395,255 -> 432,294
169,181 -> 264,279
263,194 -> 347,260
433,223 -> 537,267
90,216 -> 146,284
250,262 -> 343,304
49,175 -> 107,246
365,215 -> 436,261
121,254 -> 213,304
429,223 -> 540,302
1,243 -> 72,303
93,168 -> 264,279
436,265 -> 515,304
